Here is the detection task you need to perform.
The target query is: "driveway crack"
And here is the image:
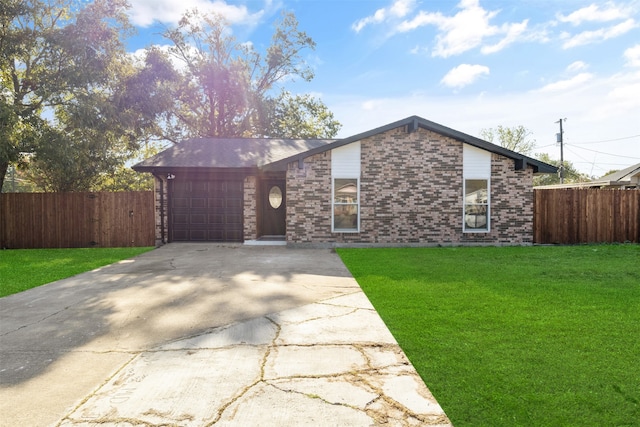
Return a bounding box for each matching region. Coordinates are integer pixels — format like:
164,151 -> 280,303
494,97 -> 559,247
205,316 -> 282,426
0,306 -> 71,337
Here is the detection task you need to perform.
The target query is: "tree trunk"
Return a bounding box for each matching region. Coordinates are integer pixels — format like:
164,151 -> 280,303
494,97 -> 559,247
0,161 -> 8,193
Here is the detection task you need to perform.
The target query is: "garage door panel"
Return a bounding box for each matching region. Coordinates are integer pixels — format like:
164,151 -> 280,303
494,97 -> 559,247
174,198 -> 189,208
226,198 -> 243,209
191,198 -> 206,208
226,181 -> 243,192
206,230 -> 223,241
170,178 -> 244,242
226,214 -> 243,225
189,230 -> 207,241
208,198 -> 225,208
173,230 -> 188,240
208,214 -> 224,224
190,214 -> 207,224
224,229 -> 243,241
173,213 -> 189,224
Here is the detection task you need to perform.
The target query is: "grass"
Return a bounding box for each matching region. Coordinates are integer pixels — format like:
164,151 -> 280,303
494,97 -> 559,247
0,247 -> 154,298
337,245 -> 640,427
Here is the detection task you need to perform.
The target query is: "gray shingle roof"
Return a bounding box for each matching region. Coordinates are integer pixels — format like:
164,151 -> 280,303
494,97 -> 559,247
133,138 -> 335,171
599,162 -> 640,182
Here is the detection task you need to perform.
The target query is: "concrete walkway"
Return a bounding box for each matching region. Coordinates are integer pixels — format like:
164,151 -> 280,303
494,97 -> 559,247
0,244 -> 451,426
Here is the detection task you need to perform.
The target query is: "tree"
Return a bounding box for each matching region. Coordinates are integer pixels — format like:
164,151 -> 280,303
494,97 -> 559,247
480,125 -> 536,155
1,0 -> 134,191
1,0 -> 177,191
264,91 -> 341,138
533,153 -> 592,186
160,9 -> 335,140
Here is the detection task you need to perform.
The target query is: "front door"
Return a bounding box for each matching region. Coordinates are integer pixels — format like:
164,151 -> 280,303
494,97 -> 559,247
261,180 -> 286,236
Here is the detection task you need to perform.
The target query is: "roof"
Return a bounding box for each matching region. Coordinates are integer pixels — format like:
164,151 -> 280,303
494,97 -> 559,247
133,116 -> 557,174
599,162 -> 640,182
263,116 -> 557,173
535,162 -> 640,189
133,138 -> 335,172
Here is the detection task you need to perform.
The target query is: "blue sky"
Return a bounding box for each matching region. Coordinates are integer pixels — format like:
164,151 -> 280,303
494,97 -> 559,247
125,0 -> 640,177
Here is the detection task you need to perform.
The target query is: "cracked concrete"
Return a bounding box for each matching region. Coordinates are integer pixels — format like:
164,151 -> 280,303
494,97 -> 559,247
1,244 -> 451,426
58,293 -> 451,426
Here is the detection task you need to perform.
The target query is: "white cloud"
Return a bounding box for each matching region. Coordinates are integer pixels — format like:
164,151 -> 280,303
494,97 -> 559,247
624,44 -> 640,67
537,73 -> 594,92
395,0 -> 529,57
352,0 -> 416,33
567,61 -> 588,72
127,0 -> 265,27
441,64 -> 490,88
561,19 -> 637,49
557,2 -> 631,26
481,20 -> 529,54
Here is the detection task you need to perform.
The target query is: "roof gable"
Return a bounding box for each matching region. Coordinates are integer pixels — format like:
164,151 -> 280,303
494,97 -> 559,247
264,116 -> 557,174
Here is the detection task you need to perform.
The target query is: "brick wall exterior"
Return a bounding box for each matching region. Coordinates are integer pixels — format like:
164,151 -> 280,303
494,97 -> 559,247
244,175 -> 258,240
286,127 -> 534,246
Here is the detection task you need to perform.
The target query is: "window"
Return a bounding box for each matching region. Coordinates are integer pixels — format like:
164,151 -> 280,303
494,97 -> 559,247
464,179 -> 489,232
268,185 -> 283,209
333,178 -> 359,232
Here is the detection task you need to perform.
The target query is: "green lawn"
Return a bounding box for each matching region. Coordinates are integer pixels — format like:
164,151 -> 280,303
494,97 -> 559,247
338,245 -> 640,427
0,247 -> 154,298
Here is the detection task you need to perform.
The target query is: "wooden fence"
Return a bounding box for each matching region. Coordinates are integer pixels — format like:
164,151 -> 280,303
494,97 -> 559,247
0,192 -> 155,249
534,188 -> 640,244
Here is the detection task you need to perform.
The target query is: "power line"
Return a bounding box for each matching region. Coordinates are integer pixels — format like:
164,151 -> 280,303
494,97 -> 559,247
567,144 -> 640,159
570,134 -> 640,145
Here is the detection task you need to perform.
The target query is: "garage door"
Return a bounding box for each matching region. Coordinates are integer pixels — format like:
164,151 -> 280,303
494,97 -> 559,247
170,179 -> 243,242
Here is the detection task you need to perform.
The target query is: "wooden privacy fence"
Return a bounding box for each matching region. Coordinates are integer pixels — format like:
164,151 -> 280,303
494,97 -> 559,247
534,188 -> 640,244
0,192 -> 155,249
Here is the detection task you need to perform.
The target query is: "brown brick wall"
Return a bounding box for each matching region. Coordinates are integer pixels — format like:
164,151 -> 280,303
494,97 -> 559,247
286,127 -> 534,246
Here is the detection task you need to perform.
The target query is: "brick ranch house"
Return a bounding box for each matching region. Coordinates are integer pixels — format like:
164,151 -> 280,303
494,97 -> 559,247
133,115 -> 557,247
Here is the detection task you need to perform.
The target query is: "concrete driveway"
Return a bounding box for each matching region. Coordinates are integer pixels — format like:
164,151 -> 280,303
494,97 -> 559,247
0,244 -> 451,426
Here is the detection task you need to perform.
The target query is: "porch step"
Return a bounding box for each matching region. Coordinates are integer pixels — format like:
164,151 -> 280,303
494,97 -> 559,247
244,235 -> 287,246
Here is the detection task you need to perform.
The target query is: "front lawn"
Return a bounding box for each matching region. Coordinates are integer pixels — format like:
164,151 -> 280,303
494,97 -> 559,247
0,247 -> 154,298
338,245 -> 640,427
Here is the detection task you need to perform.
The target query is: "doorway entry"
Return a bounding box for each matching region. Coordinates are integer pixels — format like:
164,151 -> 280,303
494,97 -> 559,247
261,179 -> 286,237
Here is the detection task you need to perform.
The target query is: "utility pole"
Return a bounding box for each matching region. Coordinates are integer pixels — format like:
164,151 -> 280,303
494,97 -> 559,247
556,118 -> 565,184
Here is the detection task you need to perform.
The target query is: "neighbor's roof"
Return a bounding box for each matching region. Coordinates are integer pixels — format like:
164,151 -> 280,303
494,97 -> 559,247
132,138 -> 335,172
599,162 -> 640,182
535,162 -> 640,189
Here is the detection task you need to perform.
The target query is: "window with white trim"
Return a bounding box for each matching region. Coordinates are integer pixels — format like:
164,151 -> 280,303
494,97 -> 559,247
464,179 -> 489,232
333,178 -> 359,232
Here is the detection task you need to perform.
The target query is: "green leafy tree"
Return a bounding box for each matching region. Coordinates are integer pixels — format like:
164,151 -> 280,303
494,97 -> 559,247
264,90 -> 341,138
1,0 -> 177,192
1,0 -> 132,190
480,125 -> 536,155
94,142 -> 167,191
533,153 -> 592,186
160,9 -> 335,140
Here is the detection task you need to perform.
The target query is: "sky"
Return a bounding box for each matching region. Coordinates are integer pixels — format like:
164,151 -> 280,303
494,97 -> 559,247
124,0 -> 640,178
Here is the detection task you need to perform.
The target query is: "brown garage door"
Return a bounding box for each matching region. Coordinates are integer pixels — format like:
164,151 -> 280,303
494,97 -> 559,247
169,179 -> 243,242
